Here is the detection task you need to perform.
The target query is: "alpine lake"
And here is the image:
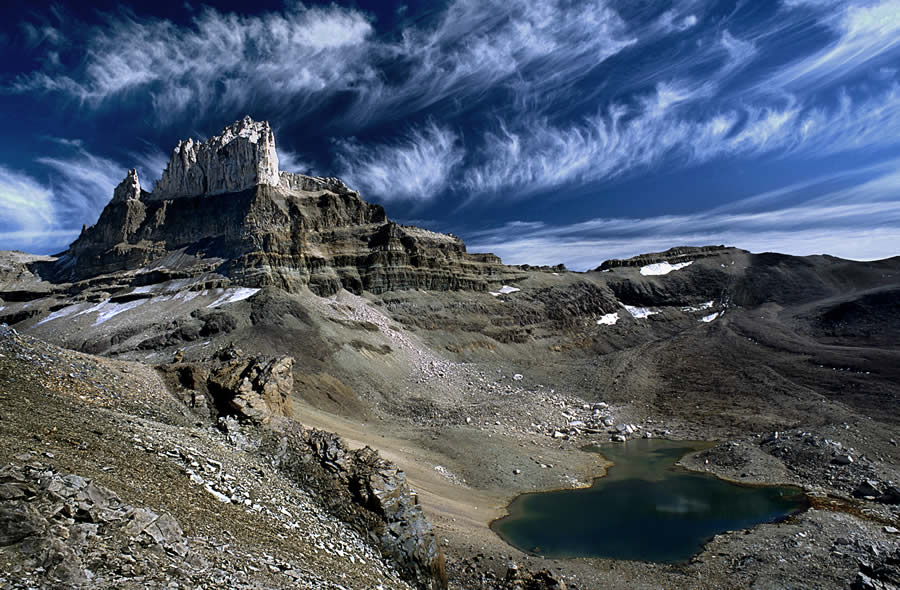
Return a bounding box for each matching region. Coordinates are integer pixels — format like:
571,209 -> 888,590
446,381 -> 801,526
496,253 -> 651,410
491,439 -> 809,563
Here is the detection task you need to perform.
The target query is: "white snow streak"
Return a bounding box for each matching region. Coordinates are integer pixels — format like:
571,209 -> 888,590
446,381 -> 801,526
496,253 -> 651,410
639,261 -> 693,276
36,303 -> 83,325
623,304 -> 658,319
682,300 -> 714,312
207,287 -> 261,308
74,299 -> 147,325
597,312 -> 619,325
489,285 -> 521,296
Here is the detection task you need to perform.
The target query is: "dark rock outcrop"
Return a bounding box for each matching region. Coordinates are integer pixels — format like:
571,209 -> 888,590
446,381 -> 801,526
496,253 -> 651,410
261,427 -> 447,590
595,245 -> 729,271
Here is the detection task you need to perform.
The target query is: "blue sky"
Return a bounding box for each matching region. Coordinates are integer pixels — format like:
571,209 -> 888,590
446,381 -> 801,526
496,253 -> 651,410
2,0 -> 899,269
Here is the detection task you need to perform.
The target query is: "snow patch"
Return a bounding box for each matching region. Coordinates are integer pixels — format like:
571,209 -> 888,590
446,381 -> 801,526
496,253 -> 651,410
623,304 -> 658,319
36,304 -> 84,326
175,290 -> 201,303
597,312 -> 619,325
700,312 -> 720,323
207,287 -> 260,309
640,261 -> 693,276
682,301 -> 714,312
489,285 -> 521,296
75,299 -> 147,325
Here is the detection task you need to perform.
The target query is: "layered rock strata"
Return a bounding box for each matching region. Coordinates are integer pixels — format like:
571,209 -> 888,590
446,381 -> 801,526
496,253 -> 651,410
49,117 -> 519,295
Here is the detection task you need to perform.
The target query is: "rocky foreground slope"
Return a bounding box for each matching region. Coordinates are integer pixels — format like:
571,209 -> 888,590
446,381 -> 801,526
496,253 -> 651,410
1,117 -> 899,589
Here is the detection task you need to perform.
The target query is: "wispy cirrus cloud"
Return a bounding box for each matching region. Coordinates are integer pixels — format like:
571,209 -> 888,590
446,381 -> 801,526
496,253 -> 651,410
0,141 -> 131,252
12,5 -> 377,119
346,0 -> 636,123
772,0 -> 900,91
12,0 -> 637,128
126,144 -> 169,189
463,75 -> 900,197
467,163 -> 900,268
275,147 -> 313,176
36,145 -> 122,224
336,123 -> 463,202
0,166 -> 58,250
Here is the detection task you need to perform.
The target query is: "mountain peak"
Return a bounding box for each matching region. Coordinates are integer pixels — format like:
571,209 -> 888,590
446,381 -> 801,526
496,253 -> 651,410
111,168 -> 141,203
151,116 -> 280,199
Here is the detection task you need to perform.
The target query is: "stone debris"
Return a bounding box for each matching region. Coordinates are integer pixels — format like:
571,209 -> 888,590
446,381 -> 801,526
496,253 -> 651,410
0,462 -> 188,587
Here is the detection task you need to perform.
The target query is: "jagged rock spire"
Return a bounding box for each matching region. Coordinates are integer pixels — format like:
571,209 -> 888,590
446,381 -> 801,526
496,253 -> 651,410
150,116 -> 280,199
112,169 -> 141,203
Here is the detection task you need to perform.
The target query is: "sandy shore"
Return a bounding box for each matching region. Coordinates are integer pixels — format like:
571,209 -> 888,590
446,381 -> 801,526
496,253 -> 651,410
294,401 -> 611,563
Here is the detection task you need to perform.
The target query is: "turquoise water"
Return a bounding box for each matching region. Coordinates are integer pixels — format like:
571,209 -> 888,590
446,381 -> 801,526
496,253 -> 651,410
491,439 -> 808,562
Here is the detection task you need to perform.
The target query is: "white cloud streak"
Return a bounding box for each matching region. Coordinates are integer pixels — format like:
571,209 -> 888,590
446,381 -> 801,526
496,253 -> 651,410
275,147 -> 312,175
464,78 -> 900,196
0,143 -> 132,253
0,167 -> 57,247
336,123 -> 463,202
13,5 -> 377,119
772,0 -> 900,91
347,0 -> 635,123
36,147 -> 122,224
467,164 -> 900,268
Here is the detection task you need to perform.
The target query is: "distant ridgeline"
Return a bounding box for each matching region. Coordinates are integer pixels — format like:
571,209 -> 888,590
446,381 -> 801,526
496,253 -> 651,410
48,116 -> 522,296
595,246 -> 730,271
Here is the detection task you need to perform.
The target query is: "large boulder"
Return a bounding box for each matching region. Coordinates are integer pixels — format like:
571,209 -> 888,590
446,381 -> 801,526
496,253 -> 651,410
207,355 -> 294,424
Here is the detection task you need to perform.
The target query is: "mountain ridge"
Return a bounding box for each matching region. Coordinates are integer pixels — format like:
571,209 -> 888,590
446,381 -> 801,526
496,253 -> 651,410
45,116 -> 522,296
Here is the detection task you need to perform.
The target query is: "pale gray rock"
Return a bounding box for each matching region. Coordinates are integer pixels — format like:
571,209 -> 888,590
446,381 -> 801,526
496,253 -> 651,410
112,168 -> 142,202
151,116 -> 280,199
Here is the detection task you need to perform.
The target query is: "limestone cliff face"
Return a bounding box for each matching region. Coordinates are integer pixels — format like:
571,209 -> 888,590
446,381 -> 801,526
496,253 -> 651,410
152,116 -> 280,199
52,117 -> 520,295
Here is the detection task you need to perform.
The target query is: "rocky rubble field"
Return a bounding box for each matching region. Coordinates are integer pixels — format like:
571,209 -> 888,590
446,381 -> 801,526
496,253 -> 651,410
0,324 -> 426,589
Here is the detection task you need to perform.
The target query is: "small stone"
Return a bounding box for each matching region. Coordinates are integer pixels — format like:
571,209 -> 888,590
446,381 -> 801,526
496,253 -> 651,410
853,480 -> 882,499
884,526 -> 899,534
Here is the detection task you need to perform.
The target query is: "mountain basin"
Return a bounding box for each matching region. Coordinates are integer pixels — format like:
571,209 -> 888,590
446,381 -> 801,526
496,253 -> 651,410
491,439 -> 809,563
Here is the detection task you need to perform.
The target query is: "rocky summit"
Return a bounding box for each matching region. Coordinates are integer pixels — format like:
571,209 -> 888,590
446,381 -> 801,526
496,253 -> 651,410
1,117 -> 899,590
49,116 -> 518,295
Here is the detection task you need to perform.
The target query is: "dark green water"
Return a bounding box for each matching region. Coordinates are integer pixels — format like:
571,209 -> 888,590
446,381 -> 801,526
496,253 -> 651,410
491,439 -> 809,563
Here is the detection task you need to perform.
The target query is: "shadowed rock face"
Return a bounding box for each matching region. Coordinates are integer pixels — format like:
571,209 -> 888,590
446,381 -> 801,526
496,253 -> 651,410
44,117 -> 521,295
261,426 -> 448,590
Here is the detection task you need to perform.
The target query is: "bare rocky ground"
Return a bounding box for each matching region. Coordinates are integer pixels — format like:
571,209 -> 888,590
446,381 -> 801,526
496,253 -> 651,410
2,247 -> 900,589
0,325 -> 417,589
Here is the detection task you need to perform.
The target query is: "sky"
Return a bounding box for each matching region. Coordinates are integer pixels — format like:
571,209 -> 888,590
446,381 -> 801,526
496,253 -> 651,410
1,0 -> 899,269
